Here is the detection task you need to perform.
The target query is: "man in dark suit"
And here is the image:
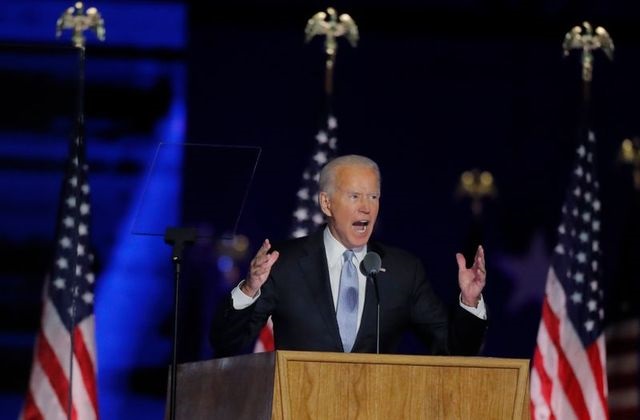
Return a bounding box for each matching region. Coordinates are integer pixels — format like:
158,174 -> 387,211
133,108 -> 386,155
212,155 -> 487,357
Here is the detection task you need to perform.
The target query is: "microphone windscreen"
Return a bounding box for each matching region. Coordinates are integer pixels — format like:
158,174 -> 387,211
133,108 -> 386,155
360,252 -> 382,276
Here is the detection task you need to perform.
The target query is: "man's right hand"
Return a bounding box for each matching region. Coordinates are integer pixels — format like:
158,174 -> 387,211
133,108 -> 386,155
241,239 -> 280,297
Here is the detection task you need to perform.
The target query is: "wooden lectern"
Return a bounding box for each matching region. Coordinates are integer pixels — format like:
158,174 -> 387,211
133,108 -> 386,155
169,351 -> 530,420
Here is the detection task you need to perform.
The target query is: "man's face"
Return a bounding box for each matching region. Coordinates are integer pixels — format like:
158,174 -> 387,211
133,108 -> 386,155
320,164 -> 380,249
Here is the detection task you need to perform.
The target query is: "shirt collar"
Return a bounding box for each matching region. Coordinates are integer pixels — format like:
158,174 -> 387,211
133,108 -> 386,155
323,226 -> 367,265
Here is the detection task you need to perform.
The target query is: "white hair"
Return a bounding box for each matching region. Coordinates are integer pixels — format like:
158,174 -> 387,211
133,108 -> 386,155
318,154 -> 381,194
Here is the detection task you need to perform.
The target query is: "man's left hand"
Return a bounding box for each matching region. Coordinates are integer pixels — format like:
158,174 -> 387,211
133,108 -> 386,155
455,245 -> 486,307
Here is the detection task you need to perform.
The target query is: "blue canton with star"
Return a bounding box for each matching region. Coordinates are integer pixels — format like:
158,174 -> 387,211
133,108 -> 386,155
552,131 -> 604,347
289,114 -> 338,238
48,139 -> 95,331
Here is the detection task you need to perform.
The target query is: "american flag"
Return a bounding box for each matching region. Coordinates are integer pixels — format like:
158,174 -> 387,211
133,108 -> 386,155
605,185 -> 640,419
606,317 -> 640,419
530,130 -> 608,419
20,136 -> 98,419
253,114 -> 338,353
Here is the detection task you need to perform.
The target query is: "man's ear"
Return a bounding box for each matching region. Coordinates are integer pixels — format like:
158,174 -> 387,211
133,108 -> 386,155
319,192 -> 332,217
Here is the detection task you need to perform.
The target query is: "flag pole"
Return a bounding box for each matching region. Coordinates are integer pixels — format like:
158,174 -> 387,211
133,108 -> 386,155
55,3 -> 104,419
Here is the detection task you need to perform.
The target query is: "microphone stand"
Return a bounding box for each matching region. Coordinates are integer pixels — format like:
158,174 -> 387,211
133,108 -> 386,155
368,273 -> 381,354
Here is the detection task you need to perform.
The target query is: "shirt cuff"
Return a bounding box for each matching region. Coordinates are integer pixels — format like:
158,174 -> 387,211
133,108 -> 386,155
459,294 -> 487,320
231,280 -> 261,310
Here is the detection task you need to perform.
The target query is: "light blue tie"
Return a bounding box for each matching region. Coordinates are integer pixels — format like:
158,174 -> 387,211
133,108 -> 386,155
337,250 -> 359,352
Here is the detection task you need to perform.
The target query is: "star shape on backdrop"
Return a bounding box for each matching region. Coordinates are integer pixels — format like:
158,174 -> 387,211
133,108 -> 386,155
495,231 -> 550,313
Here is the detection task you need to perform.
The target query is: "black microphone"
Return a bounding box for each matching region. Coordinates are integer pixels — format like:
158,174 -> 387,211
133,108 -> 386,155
360,252 -> 382,354
360,252 -> 382,277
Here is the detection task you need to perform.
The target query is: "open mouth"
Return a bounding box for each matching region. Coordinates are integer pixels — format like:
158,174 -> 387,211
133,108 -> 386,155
352,220 -> 369,233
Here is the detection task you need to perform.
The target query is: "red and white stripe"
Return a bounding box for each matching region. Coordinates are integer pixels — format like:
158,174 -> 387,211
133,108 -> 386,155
253,317 -> 274,353
530,267 -> 608,420
20,299 -> 98,420
606,318 -> 640,419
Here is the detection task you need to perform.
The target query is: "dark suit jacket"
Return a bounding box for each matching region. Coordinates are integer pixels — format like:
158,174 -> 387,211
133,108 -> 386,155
212,229 -> 487,357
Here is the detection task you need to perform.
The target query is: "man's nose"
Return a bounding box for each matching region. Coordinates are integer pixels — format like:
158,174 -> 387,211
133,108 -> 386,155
358,198 -> 370,213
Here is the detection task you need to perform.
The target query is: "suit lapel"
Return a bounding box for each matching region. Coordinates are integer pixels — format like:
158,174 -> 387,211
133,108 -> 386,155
353,276 -> 377,351
298,232 -> 343,350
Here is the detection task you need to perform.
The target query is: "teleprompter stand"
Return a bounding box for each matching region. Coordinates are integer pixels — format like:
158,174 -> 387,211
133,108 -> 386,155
132,143 -> 261,420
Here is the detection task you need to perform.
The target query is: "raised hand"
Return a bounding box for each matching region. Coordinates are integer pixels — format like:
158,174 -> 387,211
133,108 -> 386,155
241,239 -> 280,297
455,245 -> 486,307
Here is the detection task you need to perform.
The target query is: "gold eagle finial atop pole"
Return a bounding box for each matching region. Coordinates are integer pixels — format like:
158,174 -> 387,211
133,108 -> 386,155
620,138 -> 640,190
56,2 -> 105,48
305,7 -> 359,95
562,21 -> 614,82
456,169 -> 497,217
